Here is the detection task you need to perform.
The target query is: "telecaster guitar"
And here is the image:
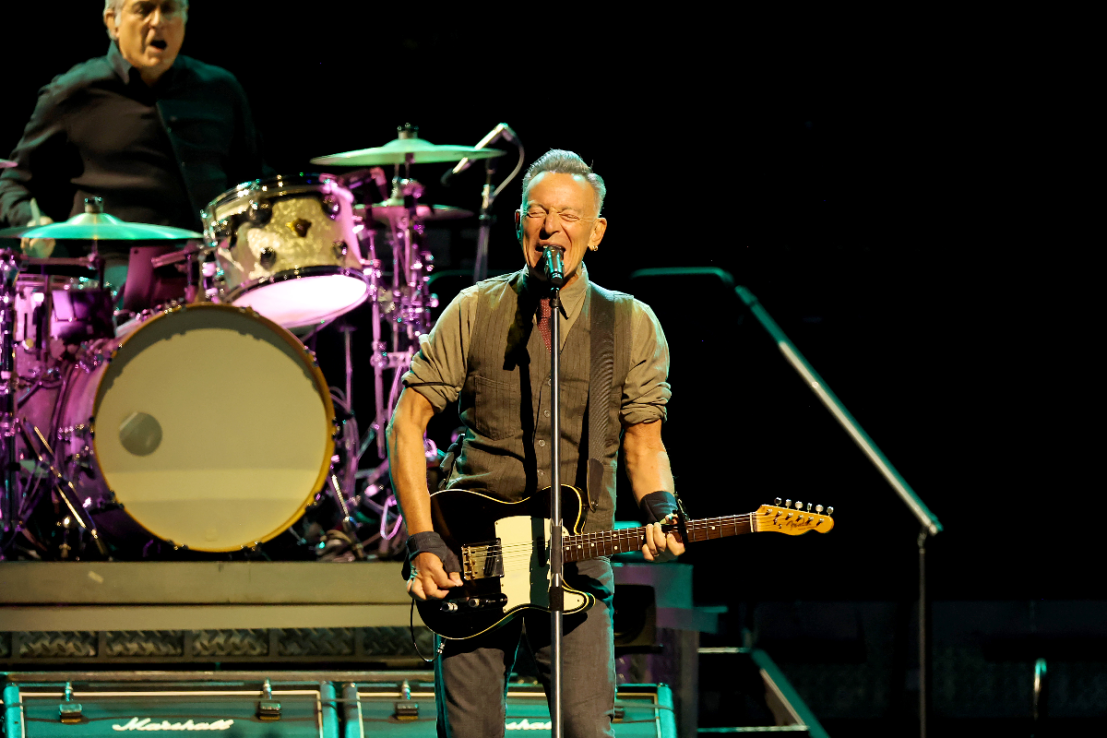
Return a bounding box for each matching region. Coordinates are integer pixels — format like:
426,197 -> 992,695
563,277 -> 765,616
417,486 -> 835,640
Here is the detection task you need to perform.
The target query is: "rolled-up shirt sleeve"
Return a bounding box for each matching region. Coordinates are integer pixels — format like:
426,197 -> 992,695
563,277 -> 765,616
621,300 -> 672,427
400,285 -> 479,413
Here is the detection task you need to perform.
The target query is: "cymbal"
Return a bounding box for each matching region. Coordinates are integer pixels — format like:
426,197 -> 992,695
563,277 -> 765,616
357,202 -> 474,223
0,160 -> 16,169
311,135 -> 506,167
0,210 -> 202,240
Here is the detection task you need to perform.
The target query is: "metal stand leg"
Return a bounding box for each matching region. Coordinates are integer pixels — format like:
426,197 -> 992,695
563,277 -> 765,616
0,253 -> 21,556
918,527 -> 930,738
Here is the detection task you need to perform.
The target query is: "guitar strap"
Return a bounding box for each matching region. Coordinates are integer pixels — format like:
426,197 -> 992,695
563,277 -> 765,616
585,283 -> 622,514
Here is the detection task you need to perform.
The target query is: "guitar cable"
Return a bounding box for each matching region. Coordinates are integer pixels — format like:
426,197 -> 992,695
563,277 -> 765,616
411,598 -> 446,663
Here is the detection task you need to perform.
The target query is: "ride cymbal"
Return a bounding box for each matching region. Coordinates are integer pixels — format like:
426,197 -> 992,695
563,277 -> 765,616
312,135 -> 506,167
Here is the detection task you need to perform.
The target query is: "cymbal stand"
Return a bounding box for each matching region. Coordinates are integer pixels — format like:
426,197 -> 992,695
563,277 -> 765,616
473,158 -> 496,282
0,251 -> 19,556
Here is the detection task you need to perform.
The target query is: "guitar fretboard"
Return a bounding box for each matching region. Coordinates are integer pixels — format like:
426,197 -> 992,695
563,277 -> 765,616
563,515 -> 754,563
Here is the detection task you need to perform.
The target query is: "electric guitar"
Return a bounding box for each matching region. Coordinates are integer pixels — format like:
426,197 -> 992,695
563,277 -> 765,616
416,486 -> 835,640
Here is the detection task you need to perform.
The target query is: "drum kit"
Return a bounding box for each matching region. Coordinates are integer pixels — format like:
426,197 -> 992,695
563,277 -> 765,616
0,123 -> 523,562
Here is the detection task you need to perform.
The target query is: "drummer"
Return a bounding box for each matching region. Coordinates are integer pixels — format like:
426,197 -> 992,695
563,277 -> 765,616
0,0 -> 270,288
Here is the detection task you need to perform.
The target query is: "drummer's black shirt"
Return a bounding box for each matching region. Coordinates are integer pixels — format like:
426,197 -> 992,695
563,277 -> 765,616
0,42 -> 268,237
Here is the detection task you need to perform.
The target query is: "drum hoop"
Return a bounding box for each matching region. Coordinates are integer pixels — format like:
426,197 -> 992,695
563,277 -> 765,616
204,175 -> 354,224
89,302 -> 337,552
226,266 -> 369,301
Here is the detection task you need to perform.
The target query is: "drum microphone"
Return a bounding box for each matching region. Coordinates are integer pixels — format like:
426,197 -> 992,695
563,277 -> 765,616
440,122 -> 518,186
541,246 -> 565,287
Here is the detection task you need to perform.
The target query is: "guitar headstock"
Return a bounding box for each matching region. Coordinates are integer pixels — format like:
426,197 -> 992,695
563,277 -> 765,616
754,498 -> 835,535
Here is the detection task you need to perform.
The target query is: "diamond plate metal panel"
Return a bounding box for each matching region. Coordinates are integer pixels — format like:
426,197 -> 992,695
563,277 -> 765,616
18,631 -> 97,658
104,630 -> 185,658
359,626 -> 433,657
277,628 -> 355,657
191,629 -> 268,657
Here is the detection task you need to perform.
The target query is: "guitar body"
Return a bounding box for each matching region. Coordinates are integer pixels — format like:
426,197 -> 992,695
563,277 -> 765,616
417,486 -> 596,641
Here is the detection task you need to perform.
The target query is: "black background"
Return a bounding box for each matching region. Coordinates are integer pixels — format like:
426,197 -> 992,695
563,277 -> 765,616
1,9 -> 1084,607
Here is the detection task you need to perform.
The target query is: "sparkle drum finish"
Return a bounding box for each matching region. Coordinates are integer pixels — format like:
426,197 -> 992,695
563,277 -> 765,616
53,303 -> 336,552
203,175 -> 368,329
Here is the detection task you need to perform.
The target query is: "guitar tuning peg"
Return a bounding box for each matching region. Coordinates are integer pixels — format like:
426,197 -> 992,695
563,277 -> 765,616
785,499 -> 792,509
815,505 -> 824,514
826,506 -> 834,517
775,497 -> 782,506
806,502 -> 813,513
795,501 -> 803,510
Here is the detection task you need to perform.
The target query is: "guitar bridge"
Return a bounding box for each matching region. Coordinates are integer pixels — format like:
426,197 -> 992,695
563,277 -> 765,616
461,540 -> 504,580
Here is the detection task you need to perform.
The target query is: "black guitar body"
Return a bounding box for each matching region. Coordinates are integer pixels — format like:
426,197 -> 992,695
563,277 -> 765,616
416,486 -> 594,641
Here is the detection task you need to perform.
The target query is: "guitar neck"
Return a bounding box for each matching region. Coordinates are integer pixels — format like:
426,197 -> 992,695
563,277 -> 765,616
563,514 -> 753,563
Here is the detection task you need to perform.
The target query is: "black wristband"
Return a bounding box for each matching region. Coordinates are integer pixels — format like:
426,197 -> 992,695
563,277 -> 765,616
401,531 -> 462,581
639,490 -> 678,525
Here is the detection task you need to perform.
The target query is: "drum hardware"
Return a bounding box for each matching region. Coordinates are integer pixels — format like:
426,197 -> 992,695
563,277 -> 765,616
15,418 -> 109,558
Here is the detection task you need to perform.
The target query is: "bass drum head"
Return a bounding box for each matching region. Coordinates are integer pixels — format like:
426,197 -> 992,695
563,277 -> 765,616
92,304 -> 334,552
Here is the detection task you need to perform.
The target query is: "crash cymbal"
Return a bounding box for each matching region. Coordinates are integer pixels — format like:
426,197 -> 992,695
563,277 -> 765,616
357,202 -> 474,223
312,136 -> 506,167
0,210 -> 202,240
0,159 -> 16,169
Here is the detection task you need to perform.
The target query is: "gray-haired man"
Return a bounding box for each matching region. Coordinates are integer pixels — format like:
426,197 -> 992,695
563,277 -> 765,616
0,0 -> 267,273
388,149 -> 684,738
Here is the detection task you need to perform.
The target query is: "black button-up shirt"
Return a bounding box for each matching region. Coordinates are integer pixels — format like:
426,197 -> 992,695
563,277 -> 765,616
0,42 -> 268,237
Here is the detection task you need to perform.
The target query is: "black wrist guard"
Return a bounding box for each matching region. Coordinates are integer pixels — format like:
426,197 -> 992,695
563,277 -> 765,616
639,490 -> 678,525
401,531 -> 461,580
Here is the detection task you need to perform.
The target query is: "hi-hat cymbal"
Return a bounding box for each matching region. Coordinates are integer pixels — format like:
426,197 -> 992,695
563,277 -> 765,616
357,202 -> 474,223
0,159 -> 16,169
0,210 -> 202,240
312,135 -> 506,167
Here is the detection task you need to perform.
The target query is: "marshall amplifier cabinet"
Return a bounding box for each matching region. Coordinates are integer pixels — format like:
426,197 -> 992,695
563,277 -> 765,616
2,677 -> 339,737
341,681 -> 677,737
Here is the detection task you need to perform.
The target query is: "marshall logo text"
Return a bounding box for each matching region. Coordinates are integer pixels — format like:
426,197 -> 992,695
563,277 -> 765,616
111,718 -> 235,731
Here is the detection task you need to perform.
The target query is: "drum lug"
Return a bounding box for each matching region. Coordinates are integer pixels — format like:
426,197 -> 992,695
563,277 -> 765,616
248,200 -> 273,225
286,219 -> 312,238
322,194 -> 341,220
332,241 -> 348,259
260,247 -> 278,269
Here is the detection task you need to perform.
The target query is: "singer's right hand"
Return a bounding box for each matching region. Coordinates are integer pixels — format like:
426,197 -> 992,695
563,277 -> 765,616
21,215 -> 55,257
406,551 -> 463,600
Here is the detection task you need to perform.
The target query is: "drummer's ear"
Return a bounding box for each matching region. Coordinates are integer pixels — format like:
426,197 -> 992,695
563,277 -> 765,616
104,7 -> 119,40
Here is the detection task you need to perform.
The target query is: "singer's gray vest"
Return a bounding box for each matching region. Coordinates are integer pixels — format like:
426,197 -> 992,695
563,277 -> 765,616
441,272 -> 632,531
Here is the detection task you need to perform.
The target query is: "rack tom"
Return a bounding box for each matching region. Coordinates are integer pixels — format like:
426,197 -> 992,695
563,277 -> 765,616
203,174 -> 368,329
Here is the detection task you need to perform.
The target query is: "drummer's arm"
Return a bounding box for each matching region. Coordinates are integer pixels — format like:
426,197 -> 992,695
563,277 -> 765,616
0,79 -> 72,228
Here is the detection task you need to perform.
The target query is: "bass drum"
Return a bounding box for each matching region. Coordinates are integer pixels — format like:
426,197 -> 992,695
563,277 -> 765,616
56,303 -> 336,553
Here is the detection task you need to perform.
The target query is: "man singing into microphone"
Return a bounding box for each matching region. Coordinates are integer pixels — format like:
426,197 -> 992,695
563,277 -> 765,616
387,149 -> 682,738
0,0 -> 267,285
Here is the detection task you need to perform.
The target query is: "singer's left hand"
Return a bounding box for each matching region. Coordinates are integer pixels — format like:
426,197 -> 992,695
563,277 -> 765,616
642,513 -> 685,563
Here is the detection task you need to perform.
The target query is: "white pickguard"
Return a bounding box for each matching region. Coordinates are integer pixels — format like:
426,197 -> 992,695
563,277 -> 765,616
493,515 -> 588,614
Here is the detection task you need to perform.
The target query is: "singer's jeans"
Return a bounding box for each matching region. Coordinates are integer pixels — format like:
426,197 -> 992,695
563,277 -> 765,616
434,558 -> 616,738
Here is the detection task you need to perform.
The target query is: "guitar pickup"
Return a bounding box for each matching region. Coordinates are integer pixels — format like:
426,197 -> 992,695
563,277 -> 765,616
461,540 -> 504,580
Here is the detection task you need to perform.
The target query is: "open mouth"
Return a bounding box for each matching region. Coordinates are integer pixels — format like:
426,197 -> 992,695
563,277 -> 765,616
150,39 -> 168,50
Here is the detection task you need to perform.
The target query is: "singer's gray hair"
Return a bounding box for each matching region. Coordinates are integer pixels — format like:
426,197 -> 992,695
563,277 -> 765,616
520,149 -> 606,216
104,0 -> 190,38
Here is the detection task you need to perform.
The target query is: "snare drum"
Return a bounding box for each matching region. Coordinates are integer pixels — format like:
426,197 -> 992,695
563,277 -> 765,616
54,303 -> 336,552
203,174 -> 368,329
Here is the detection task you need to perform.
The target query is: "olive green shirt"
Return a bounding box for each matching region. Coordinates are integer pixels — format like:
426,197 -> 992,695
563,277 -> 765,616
403,263 -> 671,427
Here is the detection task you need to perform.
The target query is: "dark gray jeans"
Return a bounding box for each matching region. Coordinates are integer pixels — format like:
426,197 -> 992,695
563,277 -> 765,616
434,558 -> 616,738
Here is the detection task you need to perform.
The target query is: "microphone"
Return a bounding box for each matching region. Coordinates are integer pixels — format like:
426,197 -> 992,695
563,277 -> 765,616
541,246 -> 565,287
441,122 -> 517,186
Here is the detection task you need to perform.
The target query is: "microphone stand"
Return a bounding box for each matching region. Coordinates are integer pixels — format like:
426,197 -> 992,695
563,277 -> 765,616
547,282 -> 565,738
736,286 -> 942,738
473,159 -> 495,283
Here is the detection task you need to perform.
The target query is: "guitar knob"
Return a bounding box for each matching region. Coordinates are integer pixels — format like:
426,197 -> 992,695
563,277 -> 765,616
775,497 -> 782,506
827,506 -> 834,517
816,505 -> 824,514
795,501 -> 803,510
785,499 -> 792,509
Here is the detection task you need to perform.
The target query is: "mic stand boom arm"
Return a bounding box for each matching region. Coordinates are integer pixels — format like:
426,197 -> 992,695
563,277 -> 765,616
736,285 -> 941,738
